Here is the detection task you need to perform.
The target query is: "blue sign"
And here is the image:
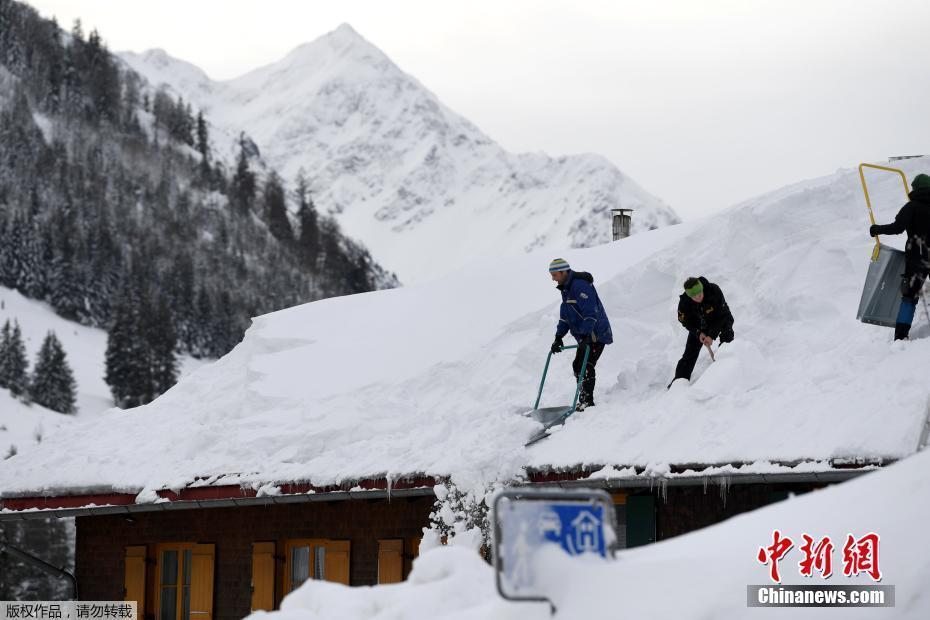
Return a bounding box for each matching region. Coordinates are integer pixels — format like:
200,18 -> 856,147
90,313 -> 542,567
493,489 -> 615,603
536,502 -> 608,556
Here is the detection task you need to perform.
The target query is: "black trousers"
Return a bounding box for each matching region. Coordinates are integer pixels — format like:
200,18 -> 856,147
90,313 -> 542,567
901,263 -> 930,302
674,325 -> 734,381
572,342 -> 605,405
896,263 -> 930,339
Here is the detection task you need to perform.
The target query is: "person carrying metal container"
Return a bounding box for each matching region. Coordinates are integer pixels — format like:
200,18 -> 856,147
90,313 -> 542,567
869,173 -> 930,340
548,258 -> 613,410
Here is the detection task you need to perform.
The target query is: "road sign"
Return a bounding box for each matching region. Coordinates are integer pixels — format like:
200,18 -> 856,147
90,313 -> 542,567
492,488 -> 616,607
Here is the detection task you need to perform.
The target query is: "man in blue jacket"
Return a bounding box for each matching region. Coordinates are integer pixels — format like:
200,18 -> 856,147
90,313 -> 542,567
549,258 -> 613,410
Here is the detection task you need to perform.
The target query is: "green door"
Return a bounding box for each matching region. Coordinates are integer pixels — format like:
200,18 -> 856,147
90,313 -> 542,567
626,494 -> 656,548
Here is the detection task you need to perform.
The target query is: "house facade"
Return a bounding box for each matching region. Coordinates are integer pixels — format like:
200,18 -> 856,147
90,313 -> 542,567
0,464 -> 874,620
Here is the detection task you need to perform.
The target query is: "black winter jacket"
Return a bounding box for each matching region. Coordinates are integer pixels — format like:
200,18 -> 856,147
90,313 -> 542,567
677,277 -> 734,339
871,187 -> 930,268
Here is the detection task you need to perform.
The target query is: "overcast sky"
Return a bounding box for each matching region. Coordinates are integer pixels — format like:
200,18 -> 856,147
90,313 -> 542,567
26,0 -> 930,220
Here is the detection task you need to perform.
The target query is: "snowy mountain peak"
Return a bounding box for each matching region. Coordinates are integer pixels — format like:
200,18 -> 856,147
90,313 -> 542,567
327,22 -> 372,47
121,27 -> 679,283
120,47 -> 215,100
244,22 -> 394,88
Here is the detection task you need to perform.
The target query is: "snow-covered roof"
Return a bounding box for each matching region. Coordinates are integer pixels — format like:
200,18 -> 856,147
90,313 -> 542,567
2,158 -> 930,501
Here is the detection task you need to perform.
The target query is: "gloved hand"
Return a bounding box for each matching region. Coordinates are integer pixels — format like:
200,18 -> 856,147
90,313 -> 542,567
550,336 -> 564,354
577,334 -> 592,348
869,224 -> 880,237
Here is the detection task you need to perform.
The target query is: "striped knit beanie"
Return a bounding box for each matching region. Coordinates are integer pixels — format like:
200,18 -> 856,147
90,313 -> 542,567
549,258 -> 571,273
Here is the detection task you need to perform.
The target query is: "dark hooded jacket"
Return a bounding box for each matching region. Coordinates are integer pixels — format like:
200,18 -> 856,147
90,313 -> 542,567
555,270 -> 613,344
871,187 -> 930,268
677,277 -> 733,339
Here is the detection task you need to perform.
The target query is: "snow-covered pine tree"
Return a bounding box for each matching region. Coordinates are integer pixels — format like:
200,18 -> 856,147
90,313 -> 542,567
2,0 -> 394,369
264,170 -> 292,242
295,168 -> 320,268
104,282 -> 147,408
0,320 -> 10,388
104,277 -> 179,408
29,331 -> 76,414
0,320 -> 30,398
195,109 -> 211,180
231,145 -> 256,215
146,296 -> 178,398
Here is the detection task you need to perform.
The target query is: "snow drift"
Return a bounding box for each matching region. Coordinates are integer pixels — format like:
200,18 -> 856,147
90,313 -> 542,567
2,156 -> 928,497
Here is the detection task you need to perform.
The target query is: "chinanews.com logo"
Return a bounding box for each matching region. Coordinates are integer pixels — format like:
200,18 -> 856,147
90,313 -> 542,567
747,530 -> 895,608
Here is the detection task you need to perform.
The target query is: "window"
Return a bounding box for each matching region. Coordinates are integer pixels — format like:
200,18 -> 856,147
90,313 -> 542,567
155,544 -> 214,620
284,539 -> 350,592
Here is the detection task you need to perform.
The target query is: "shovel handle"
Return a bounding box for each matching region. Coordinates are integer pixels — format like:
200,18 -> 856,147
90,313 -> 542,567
533,344 -> 583,410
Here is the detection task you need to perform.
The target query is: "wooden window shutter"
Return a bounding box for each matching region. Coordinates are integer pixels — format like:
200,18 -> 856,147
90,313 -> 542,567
322,540 -> 350,585
377,540 -> 403,584
124,546 -> 147,612
250,542 -> 275,612
189,544 -> 215,620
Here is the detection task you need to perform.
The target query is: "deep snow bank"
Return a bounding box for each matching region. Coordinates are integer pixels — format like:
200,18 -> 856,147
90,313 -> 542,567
2,158 -> 929,497
252,448 -> 930,619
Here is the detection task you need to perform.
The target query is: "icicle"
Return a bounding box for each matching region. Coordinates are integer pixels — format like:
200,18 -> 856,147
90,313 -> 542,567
717,475 -> 730,507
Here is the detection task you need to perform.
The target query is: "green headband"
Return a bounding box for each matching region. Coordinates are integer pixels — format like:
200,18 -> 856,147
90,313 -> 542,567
685,281 -> 704,298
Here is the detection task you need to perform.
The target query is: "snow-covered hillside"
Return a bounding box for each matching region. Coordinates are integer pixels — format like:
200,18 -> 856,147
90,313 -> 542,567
120,25 -> 679,284
0,287 -> 205,459
2,156 -> 928,497
251,447 -> 930,620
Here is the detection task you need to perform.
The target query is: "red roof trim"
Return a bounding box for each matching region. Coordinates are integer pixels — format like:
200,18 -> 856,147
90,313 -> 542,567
1,459 -> 885,514
0,476 -> 438,513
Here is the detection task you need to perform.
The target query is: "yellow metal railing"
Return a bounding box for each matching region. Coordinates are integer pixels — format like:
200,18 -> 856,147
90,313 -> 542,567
858,163 -> 910,261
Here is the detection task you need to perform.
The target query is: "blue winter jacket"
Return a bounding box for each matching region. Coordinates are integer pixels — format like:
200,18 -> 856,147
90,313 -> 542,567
555,270 -> 613,344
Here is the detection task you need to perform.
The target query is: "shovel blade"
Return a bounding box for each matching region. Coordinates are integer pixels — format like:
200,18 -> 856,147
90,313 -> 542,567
524,405 -> 573,426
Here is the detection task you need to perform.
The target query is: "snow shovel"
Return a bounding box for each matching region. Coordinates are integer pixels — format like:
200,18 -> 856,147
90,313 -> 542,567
704,341 -> 715,362
523,343 -> 590,446
856,163 -> 910,327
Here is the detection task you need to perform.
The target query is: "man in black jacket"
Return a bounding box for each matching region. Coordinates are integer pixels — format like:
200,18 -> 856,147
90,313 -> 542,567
869,173 -> 930,340
669,276 -> 734,387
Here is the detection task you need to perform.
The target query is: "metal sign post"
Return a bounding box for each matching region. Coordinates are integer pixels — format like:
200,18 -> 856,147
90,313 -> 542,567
492,488 -> 616,612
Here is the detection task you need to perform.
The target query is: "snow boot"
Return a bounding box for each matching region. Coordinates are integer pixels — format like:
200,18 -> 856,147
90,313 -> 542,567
894,322 -> 911,341
577,393 -> 595,411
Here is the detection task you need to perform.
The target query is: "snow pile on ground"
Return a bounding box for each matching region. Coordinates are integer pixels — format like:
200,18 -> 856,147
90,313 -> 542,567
1,157 -> 929,496
0,287 -> 205,460
120,25 -> 679,284
249,448 -> 930,620
250,546 -> 535,620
